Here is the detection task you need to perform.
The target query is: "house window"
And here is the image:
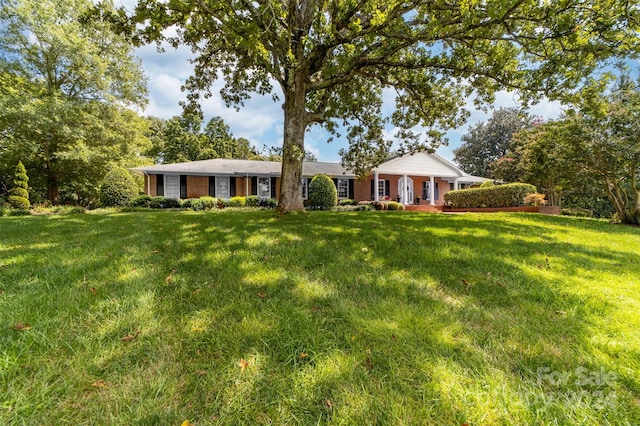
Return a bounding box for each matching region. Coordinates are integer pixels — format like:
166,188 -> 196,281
422,181 -> 439,200
450,182 -> 455,191
301,178 -> 308,199
216,177 -> 230,199
371,179 -> 390,199
208,176 -> 216,196
337,178 -> 349,199
180,175 -> 187,199
156,174 -> 164,196
258,177 -> 270,199
378,179 -> 386,199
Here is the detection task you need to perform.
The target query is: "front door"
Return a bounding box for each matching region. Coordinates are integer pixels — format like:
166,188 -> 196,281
398,177 -> 414,204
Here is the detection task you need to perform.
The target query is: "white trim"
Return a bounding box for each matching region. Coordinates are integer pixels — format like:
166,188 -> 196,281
429,176 -> 435,206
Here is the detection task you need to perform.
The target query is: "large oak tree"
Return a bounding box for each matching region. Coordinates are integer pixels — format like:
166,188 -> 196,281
128,0 -> 639,212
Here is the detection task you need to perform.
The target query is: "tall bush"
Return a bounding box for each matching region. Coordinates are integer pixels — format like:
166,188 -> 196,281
309,174 -> 337,210
100,168 -> 139,207
444,183 -> 536,208
8,161 -> 30,209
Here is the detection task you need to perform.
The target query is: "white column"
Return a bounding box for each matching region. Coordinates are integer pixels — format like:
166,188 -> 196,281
430,176 -> 435,206
454,178 -> 459,190
403,174 -> 408,204
374,170 -> 379,201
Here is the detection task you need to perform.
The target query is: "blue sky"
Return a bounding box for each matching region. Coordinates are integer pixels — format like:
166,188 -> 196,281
120,2 -> 565,164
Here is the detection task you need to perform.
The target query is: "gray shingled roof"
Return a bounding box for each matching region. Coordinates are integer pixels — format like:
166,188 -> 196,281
131,158 -> 354,177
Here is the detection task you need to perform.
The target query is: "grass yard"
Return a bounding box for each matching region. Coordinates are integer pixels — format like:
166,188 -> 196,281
1,210 -> 639,425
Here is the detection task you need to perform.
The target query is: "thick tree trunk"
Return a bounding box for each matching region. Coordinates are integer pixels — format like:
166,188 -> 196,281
47,174 -> 59,205
277,81 -> 309,213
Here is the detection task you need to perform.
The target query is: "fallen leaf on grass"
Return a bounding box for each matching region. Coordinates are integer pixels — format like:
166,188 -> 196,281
555,310 -> 567,315
165,269 -> 177,285
196,370 -> 207,376
324,399 -> 333,412
181,420 -> 193,426
391,334 -> 397,343
90,287 -> 97,294
192,289 -> 202,295
11,322 -> 31,331
121,332 -> 139,342
300,352 -> 309,359
461,279 -> 471,291
257,292 -> 267,299
91,380 -> 109,389
365,356 -> 374,371
238,358 -> 248,373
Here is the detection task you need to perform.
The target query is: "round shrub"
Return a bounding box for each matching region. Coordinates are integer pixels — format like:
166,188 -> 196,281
387,201 -> 405,210
246,195 -> 260,207
129,195 -> 152,208
227,196 -> 247,207
479,180 -> 495,188
182,198 -> 205,211
100,168 -> 139,207
149,196 -> 180,209
199,196 -> 218,210
309,174 -> 337,210
9,161 -> 30,209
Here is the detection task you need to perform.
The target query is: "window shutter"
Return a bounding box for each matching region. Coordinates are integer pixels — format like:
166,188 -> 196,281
209,176 -> 216,197
370,179 -> 374,199
270,177 -> 277,199
180,175 -> 187,199
385,180 -> 390,197
230,177 -> 236,197
251,176 -> 257,195
156,174 -> 164,196
435,182 -> 439,201
348,179 -> 354,200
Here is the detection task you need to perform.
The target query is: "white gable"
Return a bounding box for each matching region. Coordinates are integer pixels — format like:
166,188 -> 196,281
374,152 -> 466,177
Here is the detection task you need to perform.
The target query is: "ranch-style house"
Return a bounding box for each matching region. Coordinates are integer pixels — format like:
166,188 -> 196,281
131,151 -> 486,206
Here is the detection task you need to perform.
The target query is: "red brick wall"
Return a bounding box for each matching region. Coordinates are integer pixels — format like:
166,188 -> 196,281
186,176 -> 209,198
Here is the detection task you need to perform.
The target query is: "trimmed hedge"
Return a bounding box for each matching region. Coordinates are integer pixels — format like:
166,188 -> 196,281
444,183 -> 537,208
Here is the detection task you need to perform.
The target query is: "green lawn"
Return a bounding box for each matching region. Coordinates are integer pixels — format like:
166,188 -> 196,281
1,210 -> 639,425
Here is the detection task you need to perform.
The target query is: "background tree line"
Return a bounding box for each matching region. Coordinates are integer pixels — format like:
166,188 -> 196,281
454,74 -> 640,224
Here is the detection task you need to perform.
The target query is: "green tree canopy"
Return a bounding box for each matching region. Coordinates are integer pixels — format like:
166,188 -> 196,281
127,0 -> 639,212
145,113 -> 262,163
0,0 -> 149,205
454,107 -> 532,178
565,75 -> 640,224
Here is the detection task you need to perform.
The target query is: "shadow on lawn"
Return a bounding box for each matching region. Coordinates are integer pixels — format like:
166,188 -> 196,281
0,211 -> 638,424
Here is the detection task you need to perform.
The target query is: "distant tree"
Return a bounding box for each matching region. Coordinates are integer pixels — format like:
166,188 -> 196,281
0,0 -> 148,204
454,108 -> 532,178
147,113 -> 261,163
8,161 -> 29,209
565,76 -> 640,224
500,120 -> 582,207
259,146 -> 317,163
